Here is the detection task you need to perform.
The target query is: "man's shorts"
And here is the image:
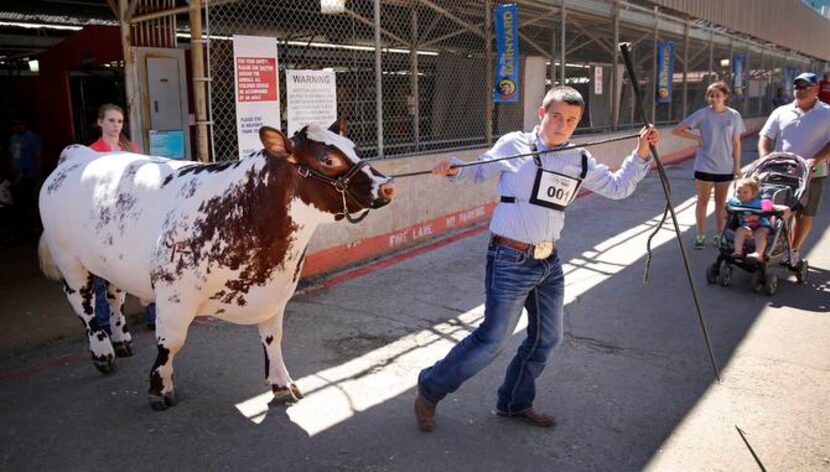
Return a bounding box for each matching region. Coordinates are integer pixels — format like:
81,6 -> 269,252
802,176 -> 826,217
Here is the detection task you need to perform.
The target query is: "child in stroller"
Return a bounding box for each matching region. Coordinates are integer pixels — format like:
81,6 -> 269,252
706,152 -> 810,295
728,177 -> 773,261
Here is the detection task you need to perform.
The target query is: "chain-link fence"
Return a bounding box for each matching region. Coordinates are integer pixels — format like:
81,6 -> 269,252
202,0 -> 814,162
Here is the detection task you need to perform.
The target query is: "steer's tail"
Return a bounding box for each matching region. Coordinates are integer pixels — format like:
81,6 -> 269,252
38,234 -> 63,281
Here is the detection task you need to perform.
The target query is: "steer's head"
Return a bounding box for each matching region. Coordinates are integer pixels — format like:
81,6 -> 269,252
259,120 -> 395,221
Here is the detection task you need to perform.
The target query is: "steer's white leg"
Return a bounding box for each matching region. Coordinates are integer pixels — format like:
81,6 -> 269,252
258,310 -> 302,404
147,300 -> 195,411
63,269 -> 116,374
105,283 -> 132,357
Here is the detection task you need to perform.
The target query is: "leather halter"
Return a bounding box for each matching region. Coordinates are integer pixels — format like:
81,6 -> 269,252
294,159 -> 374,223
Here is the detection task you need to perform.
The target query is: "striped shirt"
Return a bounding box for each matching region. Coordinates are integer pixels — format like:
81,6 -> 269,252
450,128 -> 652,243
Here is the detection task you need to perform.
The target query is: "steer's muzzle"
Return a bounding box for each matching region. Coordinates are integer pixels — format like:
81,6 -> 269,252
371,179 -> 395,208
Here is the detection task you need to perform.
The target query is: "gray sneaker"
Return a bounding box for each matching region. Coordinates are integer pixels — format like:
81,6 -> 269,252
789,249 -> 800,265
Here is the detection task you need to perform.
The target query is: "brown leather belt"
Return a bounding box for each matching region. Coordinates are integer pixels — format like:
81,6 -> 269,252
491,234 -> 555,255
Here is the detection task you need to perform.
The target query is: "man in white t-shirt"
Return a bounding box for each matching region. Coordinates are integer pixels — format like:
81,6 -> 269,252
759,72 -> 830,264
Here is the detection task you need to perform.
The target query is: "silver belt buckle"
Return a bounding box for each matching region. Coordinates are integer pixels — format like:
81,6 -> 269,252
533,241 -> 553,260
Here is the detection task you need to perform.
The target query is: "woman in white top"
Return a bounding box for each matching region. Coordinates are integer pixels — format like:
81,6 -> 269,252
673,81 -> 746,249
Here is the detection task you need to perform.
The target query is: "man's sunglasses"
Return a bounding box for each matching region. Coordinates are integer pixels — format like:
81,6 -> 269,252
793,83 -> 814,90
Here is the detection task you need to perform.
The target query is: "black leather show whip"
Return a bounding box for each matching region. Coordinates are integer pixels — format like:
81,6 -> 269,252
388,133 -> 640,179
619,42 -> 720,382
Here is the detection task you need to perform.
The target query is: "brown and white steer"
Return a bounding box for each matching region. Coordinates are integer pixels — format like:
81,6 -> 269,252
38,121 -> 394,410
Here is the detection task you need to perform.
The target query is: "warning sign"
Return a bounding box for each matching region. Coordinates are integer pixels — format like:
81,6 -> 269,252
236,57 -> 277,102
233,35 -> 280,158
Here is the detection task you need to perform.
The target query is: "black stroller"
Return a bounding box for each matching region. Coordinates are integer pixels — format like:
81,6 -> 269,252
706,152 -> 811,295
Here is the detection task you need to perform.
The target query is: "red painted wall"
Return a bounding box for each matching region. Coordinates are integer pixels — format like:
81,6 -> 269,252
9,26 -> 122,174
38,26 -> 122,75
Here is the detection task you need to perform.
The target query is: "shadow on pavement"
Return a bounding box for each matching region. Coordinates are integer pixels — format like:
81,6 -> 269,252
0,137 -> 827,470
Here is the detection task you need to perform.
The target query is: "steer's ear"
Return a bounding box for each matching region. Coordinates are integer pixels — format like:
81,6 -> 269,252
259,126 -> 295,162
328,118 -> 348,137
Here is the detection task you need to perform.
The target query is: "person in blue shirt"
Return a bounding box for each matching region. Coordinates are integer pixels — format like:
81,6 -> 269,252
727,177 -> 773,261
413,86 -> 660,432
7,117 -> 42,240
672,81 -> 745,250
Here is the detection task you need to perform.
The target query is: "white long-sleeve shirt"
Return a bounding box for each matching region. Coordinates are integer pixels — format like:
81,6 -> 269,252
450,128 -> 652,243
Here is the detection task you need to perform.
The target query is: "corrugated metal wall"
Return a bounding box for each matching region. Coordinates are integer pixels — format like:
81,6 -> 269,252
652,0 -> 830,61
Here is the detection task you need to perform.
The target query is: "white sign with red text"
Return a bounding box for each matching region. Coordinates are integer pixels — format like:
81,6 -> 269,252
233,35 -> 280,158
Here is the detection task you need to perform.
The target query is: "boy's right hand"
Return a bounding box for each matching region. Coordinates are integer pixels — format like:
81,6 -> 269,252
432,160 -> 460,176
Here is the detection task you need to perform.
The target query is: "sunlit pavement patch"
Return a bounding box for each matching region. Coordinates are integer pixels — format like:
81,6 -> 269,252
236,196 -> 701,435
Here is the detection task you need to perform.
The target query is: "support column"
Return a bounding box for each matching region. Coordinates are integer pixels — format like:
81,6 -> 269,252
550,16 -> 556,88
708,29 -> 714,83
373,0 -> 384,158
119,0 -> 140,149
728,36 -> 734,87
758,48 -> 765,116
189,0 -> 209,162
611,0 -> 619,130
742,41 -> 750,118
682,20 -> 689,120
651,8 -> 658,123
485,0 -> 493,143
410,2 -> 420,150
559,0 -> 566,86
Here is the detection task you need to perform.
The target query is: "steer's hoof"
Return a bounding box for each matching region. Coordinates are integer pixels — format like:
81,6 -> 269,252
290,383 -> 304,400
149,391 -> 176,411
272,386 -> 301,405
113,341 -> 134,358
92,354 -> 116,375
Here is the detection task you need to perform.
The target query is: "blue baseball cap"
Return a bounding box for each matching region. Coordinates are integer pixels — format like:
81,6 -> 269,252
793,72 -> 818,86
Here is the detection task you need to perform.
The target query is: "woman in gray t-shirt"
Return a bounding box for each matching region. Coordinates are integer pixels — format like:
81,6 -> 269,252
672,81 -> 746,249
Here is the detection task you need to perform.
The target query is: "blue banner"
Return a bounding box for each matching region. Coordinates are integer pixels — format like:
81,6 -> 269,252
731,53 -> 747,100
656,40 -> 675,104
494,4 -> 519,103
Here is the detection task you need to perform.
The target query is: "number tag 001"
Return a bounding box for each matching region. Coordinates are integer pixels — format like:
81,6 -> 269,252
529,168 -> 582,211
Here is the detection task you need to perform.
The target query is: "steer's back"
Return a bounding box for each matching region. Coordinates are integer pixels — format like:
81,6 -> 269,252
40,145 -> 195,298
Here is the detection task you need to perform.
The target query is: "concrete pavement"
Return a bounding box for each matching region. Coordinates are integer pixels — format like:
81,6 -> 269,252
1,138 -> 828,471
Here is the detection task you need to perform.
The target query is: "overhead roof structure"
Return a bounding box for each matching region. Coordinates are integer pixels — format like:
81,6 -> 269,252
0,0 -> 826,70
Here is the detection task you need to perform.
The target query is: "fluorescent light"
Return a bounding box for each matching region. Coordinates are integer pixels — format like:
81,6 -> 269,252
720,58 -> 730,67
0,21 -> 82,31
27,60 -> 39,72
320,0 -> 346,14
176,33 -> 439,56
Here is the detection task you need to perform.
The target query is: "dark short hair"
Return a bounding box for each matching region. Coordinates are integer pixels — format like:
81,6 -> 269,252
542,86 -> 584,111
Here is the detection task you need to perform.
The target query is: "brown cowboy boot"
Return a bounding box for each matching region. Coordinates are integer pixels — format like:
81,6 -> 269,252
497,408 -> 556,428
414,394 -> 437,432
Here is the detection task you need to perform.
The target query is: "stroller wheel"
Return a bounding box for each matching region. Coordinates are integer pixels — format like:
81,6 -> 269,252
717,260 -> 732,287
750,270 -> 764,293
796,260 -> 809,284
764,273 -> 780,295
706,263 -> 719,284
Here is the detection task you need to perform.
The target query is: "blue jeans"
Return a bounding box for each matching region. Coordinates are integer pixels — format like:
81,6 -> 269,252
93,277 -> 156,330
418,243 -> 565,415
93,276 -> 112,334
